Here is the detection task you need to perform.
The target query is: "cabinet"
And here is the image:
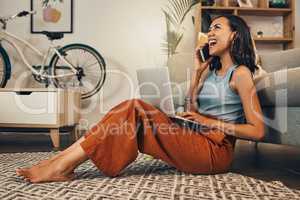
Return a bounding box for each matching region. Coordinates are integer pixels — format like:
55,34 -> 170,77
195,0 -> 295,49
0,88 -> 81,149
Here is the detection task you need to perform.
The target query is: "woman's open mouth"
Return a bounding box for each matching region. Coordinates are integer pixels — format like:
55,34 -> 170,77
208,39 -> 217,48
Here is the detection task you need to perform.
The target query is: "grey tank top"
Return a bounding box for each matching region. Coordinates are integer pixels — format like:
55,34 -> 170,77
197,65 -> 245,123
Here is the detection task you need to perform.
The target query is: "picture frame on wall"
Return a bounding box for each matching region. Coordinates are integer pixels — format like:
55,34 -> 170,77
237,0 -> 253,7
31,0 -> 73,33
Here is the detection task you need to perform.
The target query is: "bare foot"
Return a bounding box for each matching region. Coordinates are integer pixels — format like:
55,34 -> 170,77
35,153 -> 62,166
16,159 -> 75,183
36,137 -> 85,167
16,141 -> 87,183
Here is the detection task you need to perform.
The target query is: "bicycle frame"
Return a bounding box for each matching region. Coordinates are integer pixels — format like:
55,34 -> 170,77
0,29 -> 77,78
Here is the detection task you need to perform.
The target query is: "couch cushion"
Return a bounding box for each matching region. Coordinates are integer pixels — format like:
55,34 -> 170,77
262,107 -> 300,147
259,48 -> 300,73
255,67 -> 300,107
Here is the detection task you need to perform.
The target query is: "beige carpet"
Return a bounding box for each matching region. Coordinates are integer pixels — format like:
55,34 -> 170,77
0,152 -> 299,200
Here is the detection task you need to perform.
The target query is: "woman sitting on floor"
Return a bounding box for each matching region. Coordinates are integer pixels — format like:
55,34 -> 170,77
16,14 -> 264,183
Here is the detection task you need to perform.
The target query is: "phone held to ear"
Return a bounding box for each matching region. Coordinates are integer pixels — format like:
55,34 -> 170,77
198,43 -> 210,63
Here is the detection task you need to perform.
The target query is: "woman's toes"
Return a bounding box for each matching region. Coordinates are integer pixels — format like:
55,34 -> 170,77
16,169 -> 21,176
16,168 -> 35,181
25,178 -> 31,182
16,168 -> 28,176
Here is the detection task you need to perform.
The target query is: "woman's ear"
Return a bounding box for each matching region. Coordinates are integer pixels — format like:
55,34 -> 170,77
230,31 -> 237,42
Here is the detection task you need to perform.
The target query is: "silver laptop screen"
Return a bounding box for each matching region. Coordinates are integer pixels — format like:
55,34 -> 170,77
136,67 -> 176,115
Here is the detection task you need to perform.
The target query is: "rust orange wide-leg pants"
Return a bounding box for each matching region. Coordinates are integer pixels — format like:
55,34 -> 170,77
80,99 -> 236,177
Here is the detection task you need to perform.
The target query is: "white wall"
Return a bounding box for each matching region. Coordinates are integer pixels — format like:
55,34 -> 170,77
1,1 -> 299,129
0,0 -> 176,127
295,0 -> 300,48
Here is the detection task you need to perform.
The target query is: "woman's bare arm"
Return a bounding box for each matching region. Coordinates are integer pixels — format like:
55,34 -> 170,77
185,55 -> 212,112
201,66 -> 265,141
180,65 -> 265,141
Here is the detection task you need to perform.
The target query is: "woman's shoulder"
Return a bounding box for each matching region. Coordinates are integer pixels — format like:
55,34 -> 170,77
233,65 -> 253,80
231,65 -> 255,93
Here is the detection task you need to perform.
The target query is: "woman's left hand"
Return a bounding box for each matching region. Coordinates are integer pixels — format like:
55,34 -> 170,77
177,112 -> 211,126
178,112 -> 229,144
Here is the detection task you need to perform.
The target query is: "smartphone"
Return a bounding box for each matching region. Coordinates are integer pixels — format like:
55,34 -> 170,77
198,43 -> 210,62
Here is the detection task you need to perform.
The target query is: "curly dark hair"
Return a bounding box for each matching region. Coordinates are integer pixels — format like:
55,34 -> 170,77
209,14 -> 258,74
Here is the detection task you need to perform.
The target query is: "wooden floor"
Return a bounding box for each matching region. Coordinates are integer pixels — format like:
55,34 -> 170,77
0,132 -> 299,190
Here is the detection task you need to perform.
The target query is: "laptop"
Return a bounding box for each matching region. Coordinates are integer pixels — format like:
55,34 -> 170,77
136,67 -> 209,132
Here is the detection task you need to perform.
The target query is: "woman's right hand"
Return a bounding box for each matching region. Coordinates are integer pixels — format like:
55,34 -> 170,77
194,43 -> 212,72
191,44 -> 212,87
185,45 -> 213,112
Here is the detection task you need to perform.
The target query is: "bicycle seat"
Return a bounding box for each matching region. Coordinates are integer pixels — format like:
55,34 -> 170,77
41,31 -> 64,40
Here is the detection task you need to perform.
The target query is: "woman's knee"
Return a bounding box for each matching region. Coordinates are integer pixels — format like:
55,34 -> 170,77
125,98 -> 145,104
122,98 -> 150,109
119,98 -> 158,115
113,99 -> 145,113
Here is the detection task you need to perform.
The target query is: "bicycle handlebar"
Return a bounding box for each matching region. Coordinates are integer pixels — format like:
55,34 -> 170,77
1,10 -> 36,21
0,10 -> 36,29
17,10 -> 36,17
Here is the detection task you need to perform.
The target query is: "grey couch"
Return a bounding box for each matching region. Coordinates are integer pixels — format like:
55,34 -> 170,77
256,48 -> 300,147
170,48 -> 300,147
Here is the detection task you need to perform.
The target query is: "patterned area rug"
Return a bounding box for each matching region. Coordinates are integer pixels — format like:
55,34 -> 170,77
0,152 -> 299,200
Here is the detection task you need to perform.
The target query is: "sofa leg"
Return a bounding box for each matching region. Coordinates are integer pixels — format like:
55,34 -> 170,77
253,141 -> 260,166
254,142 -> 259,151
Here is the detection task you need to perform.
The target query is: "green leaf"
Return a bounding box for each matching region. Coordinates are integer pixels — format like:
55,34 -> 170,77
161,0 -> 200,57
42,0 -> 64,7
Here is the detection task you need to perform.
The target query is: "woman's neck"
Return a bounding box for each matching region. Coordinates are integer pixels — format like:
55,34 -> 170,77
217,50 -> 234,75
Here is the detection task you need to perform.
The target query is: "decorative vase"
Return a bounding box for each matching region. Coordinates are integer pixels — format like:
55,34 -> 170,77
202,0 -> 215,6
269,0 -> 288,8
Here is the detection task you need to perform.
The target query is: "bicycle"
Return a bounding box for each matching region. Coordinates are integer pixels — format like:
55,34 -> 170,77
0,10 -> 106,99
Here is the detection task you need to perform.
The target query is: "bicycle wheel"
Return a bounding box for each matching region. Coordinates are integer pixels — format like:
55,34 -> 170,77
0,45 -> 11,88
49,43 -> 106,99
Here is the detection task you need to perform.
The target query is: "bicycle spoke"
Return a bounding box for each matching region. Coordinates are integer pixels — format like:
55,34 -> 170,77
51,44 -> 106,99
79,50 -> 97,67
76,53 -> 80,67
83,71 -> 103,77
59,49 -> 101,70
84,75 -> 100,81
75,49 -> 88,67
79,50 -> 90,66
84,61 -> 100,69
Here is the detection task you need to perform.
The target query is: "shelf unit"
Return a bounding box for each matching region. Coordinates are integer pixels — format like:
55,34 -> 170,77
195,0 -> 295,49
0,88 -> 81,149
